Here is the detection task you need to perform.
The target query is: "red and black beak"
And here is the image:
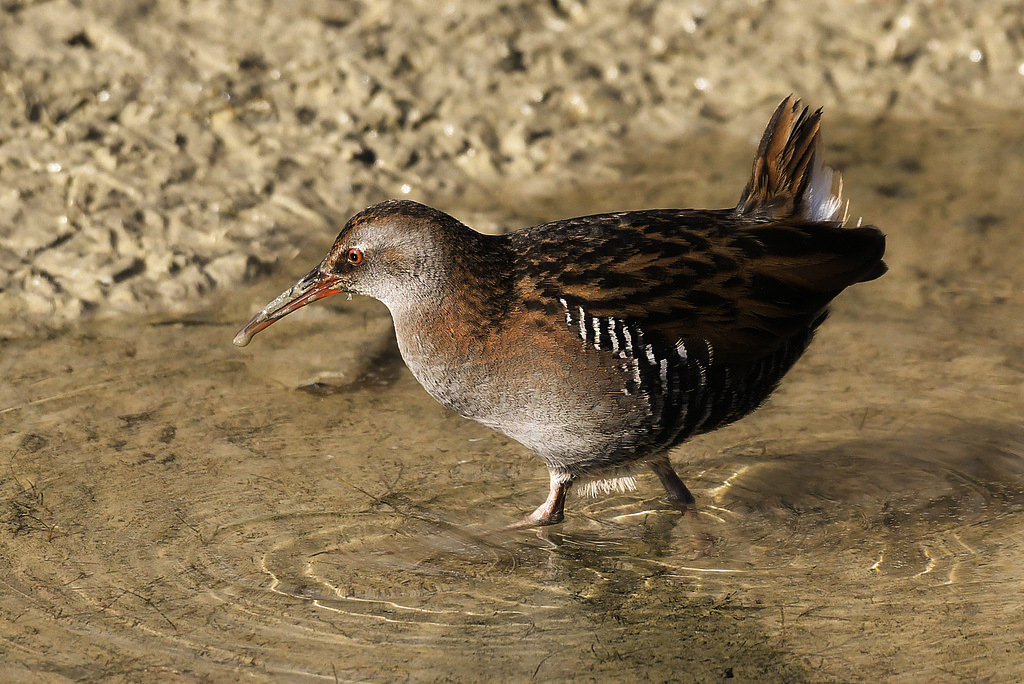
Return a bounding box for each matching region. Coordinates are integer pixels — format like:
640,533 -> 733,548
233,262 -> 344,347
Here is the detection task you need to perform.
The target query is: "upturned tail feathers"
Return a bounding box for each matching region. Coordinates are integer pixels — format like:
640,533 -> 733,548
736,95 -> 846,224
735,96 -> 886,285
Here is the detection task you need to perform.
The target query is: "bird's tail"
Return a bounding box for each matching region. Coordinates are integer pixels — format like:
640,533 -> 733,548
735,95 -> 846,224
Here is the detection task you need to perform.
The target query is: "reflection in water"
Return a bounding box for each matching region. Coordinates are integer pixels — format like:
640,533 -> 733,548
2,116 -> 1024,681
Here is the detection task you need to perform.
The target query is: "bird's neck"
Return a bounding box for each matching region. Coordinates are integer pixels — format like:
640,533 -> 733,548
387,232 -> 515,413
386,230 -> 510,349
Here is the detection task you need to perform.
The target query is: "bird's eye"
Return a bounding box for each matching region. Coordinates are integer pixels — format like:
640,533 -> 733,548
346,248 -> 364,265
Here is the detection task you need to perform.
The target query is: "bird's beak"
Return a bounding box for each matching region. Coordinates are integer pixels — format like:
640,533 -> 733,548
233,262 -> 343,347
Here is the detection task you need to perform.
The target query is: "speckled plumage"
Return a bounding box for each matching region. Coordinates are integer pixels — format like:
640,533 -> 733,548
235,96 -> 887,527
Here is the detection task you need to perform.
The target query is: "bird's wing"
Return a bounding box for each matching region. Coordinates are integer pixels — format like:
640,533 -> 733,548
511,209 -> 885,365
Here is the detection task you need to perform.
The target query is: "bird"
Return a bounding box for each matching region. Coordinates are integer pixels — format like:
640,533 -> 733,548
234,96 -> 886,527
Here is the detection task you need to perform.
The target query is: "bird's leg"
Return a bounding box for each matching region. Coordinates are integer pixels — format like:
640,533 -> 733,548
648,454 -> 695,508
509,471 -> 572,528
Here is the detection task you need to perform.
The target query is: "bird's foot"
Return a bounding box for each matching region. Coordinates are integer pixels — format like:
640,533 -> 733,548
506,506 -> 564,529
506,473 -> 571,529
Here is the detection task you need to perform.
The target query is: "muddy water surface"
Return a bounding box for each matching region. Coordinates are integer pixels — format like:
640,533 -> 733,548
3,116 -> 1024,682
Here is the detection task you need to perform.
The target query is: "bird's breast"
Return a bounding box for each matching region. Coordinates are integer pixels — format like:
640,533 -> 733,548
391,310 -> 653,463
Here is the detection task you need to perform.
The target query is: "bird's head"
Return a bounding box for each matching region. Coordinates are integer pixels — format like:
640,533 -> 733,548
233,199 -> 469,347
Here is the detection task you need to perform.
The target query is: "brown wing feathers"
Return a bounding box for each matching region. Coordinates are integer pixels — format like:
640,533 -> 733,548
513,96 -> 886,366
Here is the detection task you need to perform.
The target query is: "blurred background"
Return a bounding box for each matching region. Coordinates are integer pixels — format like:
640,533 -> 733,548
2,0 -> 1022,332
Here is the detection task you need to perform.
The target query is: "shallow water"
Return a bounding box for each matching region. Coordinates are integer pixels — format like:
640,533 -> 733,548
3,114 -> 1024,681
